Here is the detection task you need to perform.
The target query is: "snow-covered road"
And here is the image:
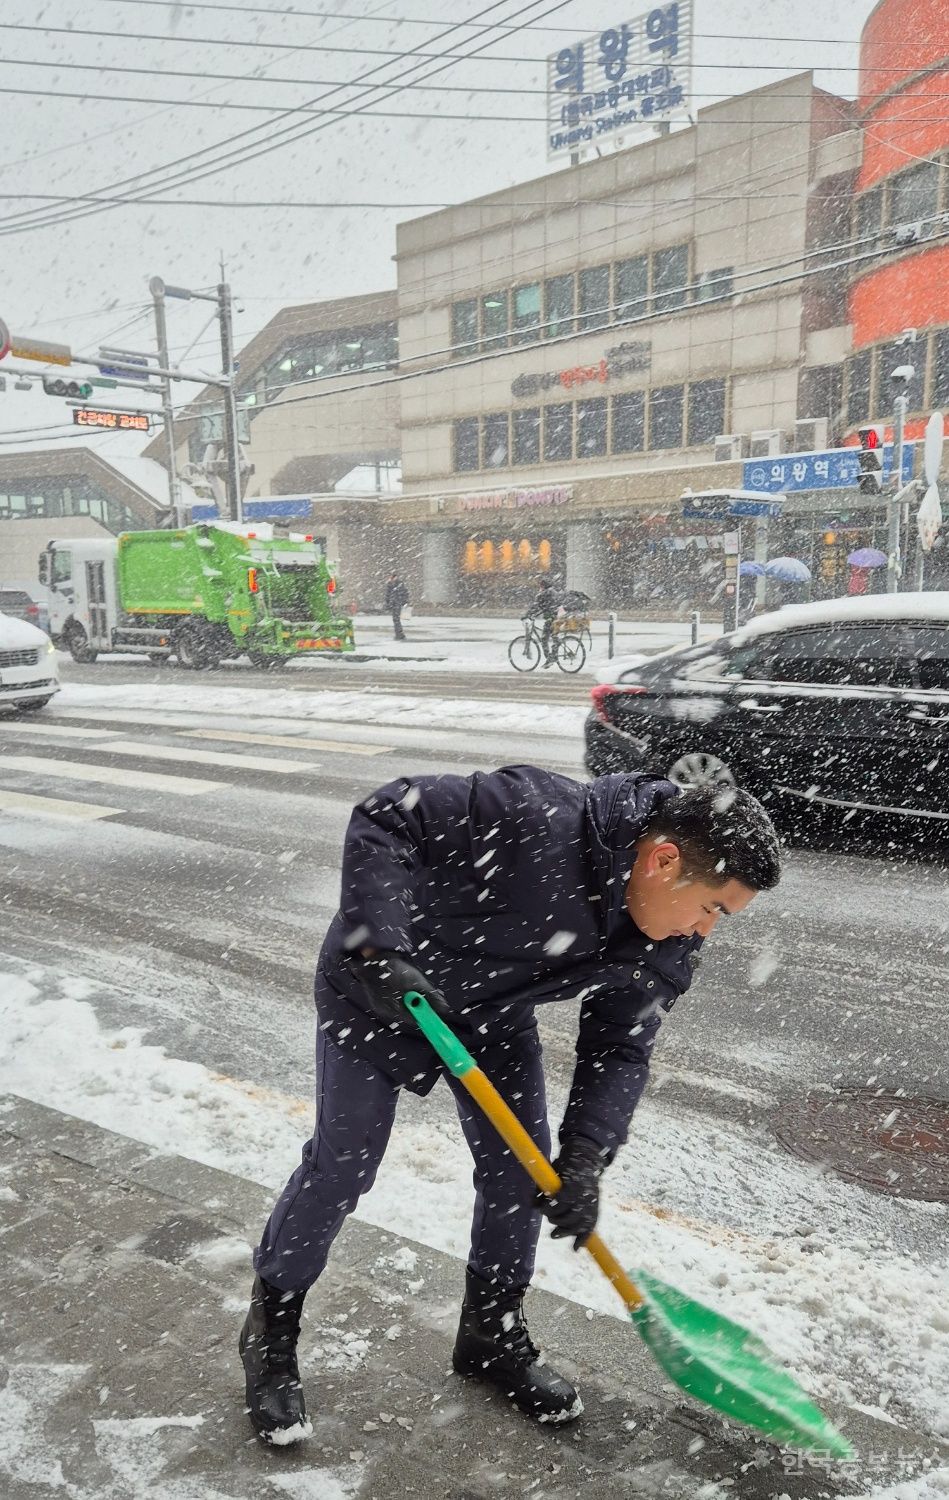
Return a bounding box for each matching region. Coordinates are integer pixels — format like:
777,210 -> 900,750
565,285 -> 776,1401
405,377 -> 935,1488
1,676 -> 947,1494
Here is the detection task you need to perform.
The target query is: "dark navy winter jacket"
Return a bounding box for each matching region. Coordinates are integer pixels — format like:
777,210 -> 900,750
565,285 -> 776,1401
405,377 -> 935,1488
315,766 -> 701,1157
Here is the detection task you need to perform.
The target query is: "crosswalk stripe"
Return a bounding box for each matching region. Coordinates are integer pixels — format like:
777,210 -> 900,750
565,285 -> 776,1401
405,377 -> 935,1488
181,728 -> 388,756
0,721 -> 116,740
0,754 -> 222,797
0,788 -> 123,821
99,740 -> 319,775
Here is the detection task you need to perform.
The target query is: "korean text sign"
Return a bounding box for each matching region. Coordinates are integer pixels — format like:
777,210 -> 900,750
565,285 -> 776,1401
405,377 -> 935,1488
547,3 -> 692,161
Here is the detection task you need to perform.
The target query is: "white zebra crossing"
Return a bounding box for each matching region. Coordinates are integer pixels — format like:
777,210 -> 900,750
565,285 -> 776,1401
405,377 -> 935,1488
0,754 -> 222,797
0,789 -> 123,822
96,740 -> 320,775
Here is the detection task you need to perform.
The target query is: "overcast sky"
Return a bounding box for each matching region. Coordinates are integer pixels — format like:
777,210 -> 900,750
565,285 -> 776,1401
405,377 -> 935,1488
0,0 -> 874,455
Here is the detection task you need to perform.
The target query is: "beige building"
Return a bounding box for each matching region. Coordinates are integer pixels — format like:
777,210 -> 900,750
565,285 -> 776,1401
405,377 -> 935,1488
388,72 -> 859,608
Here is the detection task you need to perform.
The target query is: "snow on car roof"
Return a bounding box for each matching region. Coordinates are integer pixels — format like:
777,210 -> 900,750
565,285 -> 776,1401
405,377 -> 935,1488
732,591 -> 949,642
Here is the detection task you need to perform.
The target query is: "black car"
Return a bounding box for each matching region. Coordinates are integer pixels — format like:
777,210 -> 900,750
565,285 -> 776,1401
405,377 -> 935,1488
584,595 -> 949,829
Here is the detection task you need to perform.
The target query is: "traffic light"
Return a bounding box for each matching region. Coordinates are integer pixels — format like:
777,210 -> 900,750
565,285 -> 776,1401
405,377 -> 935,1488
42,374 -> 93,399
856,424 -> 884,495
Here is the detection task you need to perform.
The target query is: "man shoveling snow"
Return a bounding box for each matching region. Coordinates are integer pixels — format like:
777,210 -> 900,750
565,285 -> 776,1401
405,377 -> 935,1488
240,766 -> 780,1443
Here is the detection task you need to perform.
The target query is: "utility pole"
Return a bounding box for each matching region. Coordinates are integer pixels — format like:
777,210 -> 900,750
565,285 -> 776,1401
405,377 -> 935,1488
217,272 -> 243,524
886,373 -> 912,594
149,277 -> 184,527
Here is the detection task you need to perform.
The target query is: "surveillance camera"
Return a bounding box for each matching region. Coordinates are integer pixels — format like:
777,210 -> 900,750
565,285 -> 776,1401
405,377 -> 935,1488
236,305 -> 245,314
896,328 -> 917,346
890,364 -> 915,385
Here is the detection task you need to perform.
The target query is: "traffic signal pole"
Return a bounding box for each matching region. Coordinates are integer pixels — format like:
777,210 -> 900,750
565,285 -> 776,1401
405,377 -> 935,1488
886,391 -> 908,594
150,281 -> 185,528
217,281 -> 243,524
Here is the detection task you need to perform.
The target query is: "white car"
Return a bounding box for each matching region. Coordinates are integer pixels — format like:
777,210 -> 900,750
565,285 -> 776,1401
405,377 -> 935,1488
0,611 -> 61,713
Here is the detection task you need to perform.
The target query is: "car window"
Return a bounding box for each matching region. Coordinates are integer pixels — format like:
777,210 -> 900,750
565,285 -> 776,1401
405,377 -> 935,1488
720,641 -> 777,680
906,625 -> 949,691
764,625 -> 913,688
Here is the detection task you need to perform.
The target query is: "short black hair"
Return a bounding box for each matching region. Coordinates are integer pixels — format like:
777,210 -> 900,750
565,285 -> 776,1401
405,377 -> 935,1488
645,784 -> 781,891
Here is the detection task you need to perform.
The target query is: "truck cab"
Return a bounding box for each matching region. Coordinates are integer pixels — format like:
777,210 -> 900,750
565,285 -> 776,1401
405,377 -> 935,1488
39,538 -> 127,662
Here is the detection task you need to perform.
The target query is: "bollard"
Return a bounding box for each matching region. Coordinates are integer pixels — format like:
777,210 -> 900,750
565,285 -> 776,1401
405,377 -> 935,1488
608,611 -> 617,658
690,610 -> 700,646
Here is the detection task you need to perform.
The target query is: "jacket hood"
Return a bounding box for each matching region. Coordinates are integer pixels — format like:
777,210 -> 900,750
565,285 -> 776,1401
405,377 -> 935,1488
584,772 -> 679,919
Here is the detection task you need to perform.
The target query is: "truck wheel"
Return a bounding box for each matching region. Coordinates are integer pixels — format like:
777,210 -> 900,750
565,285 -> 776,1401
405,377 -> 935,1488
65,622 -> 97,664
174,623 -> 210,670
247,652 -> 288,670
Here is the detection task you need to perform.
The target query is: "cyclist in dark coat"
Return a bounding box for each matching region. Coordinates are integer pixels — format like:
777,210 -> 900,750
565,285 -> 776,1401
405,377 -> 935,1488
241,766 -> 780,1443
527,577 -> 562,664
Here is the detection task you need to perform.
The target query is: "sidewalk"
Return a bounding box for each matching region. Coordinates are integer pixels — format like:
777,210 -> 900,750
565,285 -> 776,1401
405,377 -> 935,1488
1,1095 -> 938,1500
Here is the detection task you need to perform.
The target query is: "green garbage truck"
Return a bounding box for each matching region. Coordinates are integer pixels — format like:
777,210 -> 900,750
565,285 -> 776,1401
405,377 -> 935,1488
40,524 -> 355,668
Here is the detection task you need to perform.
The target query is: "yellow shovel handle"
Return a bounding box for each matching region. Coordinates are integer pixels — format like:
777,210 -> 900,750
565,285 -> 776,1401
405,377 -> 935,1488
463,1067 -> 644,1312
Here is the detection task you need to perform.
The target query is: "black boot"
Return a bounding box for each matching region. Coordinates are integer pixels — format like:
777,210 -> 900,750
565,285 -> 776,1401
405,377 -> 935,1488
452,1268 -> 582,1424
239,1274 -> 311,1444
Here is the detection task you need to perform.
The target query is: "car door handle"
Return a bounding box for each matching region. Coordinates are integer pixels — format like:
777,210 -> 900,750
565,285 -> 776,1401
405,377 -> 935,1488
738,700 -> 783,714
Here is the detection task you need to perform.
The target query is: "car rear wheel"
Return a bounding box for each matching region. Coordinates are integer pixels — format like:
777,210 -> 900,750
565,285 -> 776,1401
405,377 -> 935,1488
667,751 -> 736,793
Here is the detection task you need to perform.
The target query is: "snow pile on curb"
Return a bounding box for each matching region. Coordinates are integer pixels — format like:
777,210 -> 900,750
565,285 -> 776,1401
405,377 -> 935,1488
59,682 -> 587,739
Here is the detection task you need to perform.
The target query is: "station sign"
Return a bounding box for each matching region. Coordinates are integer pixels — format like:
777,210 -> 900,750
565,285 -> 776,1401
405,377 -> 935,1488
96,353 -> 151,382
743,445 -> 915,494
681,491 -> 784,521
73,408 -> 151,432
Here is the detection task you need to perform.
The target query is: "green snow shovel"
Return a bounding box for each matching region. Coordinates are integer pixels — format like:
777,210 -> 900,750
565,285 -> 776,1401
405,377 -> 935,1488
402,991 -> 853,1459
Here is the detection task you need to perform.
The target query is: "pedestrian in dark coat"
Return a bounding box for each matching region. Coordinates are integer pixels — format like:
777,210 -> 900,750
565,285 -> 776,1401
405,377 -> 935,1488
384,571 -> 409,640
241,766 -> 780,1444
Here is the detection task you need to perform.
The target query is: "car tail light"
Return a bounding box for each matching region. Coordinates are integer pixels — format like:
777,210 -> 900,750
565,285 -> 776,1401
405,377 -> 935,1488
590,682 -> 646,723
26,604 -> 39,616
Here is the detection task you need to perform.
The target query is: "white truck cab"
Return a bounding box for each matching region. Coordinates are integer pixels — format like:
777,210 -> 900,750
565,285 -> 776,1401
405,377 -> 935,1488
40,538 -> 124,661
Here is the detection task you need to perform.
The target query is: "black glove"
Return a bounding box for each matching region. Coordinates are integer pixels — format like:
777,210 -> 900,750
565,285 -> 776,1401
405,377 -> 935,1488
537,1136 -> 610,1251
344,949 -> 449,1029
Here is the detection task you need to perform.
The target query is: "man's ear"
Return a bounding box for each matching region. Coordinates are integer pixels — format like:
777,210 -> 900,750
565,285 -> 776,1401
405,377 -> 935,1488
653,840 -> 683,876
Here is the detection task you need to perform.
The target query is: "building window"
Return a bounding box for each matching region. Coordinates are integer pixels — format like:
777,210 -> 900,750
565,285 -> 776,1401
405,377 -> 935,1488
481,291 -> 509,351
513,407 -> 541,465
615,256 -> 648,322
454,418 -> 480,471
856,186 -> 883,242
482,412 -> 510,468
888,161 -> 940,231
846,350 -> 871,426
544,403 -> 573,462
686,379 -> 727,445
650,384 -> 684,448
577,397 -> 608,457
578,265 -> 611,332
611,391 -> 645,452
694,268 -> 733,304
451,300 -> 479,358
652,244 -> 689,314
544,274 -> 576,339
512,283 -> 542,344
932,328 -> 949,409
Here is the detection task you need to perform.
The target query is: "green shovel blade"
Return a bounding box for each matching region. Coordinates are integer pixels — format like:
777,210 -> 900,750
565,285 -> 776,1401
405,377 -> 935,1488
629,1268 -> 854,1459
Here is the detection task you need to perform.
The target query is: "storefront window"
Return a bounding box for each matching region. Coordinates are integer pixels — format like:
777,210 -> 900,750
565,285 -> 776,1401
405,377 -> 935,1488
481,291 -> 509,351
615,256 -> 648,321
482,412 -> 510,468
454,417 -> 480,471
889,162 -> 940,230
513,407 -> 541,465
687,379 -> 726,445
544,403 -> 573,462
611,391 -> 645,452
544,274 -> 576,339
512,283 -> 541,344
846,351 -> 871,426
650,385 -> 684,448
652,244 -> 689,313
577,397 -> 608,457
578,266 -> 610,332
451,300 -> 479,358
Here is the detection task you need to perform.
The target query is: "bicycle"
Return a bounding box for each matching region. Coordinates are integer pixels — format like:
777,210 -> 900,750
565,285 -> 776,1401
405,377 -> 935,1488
507,616 -> 587,674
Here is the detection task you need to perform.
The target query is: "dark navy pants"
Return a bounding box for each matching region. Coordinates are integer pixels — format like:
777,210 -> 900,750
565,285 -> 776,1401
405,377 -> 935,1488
254,1026 -> 550,1294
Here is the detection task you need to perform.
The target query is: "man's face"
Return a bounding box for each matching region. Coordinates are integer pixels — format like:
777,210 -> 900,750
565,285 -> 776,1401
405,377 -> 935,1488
625,839 -> 757,941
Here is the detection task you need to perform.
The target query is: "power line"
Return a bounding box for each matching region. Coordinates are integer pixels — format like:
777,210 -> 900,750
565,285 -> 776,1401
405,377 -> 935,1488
0,18 -> 884,68
81,0 -> 884,47
0,0 -> 576,238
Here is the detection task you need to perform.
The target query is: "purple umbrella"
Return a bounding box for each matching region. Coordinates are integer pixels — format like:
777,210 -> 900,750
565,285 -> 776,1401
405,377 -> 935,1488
847,547 -> 887,569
